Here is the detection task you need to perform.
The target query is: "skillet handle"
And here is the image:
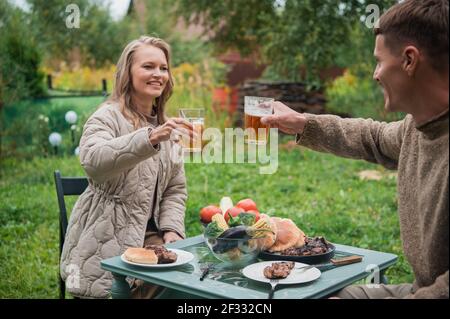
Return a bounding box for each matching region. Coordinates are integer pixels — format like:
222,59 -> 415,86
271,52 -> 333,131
331,255 -> 363,266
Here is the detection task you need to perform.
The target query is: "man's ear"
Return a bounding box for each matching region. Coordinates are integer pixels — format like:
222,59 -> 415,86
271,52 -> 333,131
402,46 -> 420,76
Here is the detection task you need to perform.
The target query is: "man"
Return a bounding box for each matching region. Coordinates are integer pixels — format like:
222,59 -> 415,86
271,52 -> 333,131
261,0 -> 448,299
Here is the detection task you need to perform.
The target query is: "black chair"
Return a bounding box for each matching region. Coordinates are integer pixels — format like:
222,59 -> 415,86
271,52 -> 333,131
54,170 -> 88,299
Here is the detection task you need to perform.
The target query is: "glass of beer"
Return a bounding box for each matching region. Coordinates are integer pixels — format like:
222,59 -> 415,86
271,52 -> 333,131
179,108 -> 204,153
244,96 -> 274,145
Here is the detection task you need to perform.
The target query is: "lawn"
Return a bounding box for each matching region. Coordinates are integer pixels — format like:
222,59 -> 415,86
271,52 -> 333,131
0,145 -> 414,298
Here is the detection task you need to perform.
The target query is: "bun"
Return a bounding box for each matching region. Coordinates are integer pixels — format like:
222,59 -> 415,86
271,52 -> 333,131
123,247 -> 158,264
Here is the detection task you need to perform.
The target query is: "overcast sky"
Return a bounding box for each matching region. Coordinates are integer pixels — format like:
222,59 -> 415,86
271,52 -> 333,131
8,0 -> 131,21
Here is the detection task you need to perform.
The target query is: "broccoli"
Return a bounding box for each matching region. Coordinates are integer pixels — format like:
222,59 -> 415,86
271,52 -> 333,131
204,221 -> 225,238
227,212 -> 256,227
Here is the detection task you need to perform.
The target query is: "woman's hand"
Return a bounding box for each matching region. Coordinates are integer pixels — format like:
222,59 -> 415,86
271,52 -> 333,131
149,118 -> 194,146
163,231 -> 183,244
260,101 -> 307,135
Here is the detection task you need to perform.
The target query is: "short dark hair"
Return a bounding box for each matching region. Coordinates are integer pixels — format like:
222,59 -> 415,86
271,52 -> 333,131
374,0 -> 449,73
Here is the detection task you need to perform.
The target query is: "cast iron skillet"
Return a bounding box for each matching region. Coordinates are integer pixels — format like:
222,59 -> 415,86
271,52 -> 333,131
258,243 -> 336,264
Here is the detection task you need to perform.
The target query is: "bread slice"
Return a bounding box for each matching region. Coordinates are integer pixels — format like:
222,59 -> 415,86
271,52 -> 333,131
123,247 -> 158,264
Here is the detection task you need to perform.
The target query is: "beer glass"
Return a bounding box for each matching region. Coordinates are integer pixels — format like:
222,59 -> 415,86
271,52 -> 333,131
179,108 -> 204,152
244,96 -> 274,145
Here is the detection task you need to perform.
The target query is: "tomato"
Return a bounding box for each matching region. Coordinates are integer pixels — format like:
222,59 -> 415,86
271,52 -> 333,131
236,198 -> 258,212
199,205 -> 222,223
246,210 -> 261,222
224,206 -> 245,223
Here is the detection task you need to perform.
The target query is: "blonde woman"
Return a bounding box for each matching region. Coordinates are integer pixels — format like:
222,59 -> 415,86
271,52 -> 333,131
60,36 -> 193,299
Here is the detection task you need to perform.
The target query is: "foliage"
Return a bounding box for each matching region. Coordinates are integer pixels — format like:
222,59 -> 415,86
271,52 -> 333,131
167,59 -> 233,131
0,147 -> 413,297
0,1 -> 45,105
41,64 -> 116,92
323,16 -> 405,121
27,0 -> 130,68
1,97 -> 104,159
1,56 -> 230,159
176,0 -> 397,83
122,0 -> 216,68
325,70 -> 404,121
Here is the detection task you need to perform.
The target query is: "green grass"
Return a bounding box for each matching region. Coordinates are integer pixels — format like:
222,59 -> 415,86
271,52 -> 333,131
0,145 -> 414,298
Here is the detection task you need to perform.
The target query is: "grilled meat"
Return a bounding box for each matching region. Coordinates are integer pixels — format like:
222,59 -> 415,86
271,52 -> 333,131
263,261 -> 295,279
144,244 -> 178,264
280,237 -> 329,256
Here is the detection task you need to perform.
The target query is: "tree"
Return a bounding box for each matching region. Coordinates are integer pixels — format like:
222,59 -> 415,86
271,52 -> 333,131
0,0 -> 45,160
0,1 -> 45,105
125,0 -> 215,67
27,0 -> 130,67
176,0 -> 397,83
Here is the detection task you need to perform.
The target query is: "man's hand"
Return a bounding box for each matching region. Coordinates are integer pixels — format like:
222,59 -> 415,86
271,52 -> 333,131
260,101 -> 307,135
163,231 -> 183,244
149,118 -> 194,146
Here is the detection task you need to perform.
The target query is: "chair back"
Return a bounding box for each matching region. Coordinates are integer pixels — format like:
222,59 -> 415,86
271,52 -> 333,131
54,170 -> 88,299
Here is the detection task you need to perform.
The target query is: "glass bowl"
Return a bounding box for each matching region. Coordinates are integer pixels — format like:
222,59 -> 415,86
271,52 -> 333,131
203,234 -> 265,267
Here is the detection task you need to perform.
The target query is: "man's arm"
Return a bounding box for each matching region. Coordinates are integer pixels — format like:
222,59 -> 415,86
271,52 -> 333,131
297,113 -> 407,169
404,271 -> 449,299
261,102 -> 407,170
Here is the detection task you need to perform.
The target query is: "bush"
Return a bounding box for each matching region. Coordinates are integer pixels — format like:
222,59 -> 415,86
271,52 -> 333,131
0,2 -> 45,105
1,97 -> 103,159
325,70 -> 404,121
42,64 -> 115,93
167,58 -> 232,131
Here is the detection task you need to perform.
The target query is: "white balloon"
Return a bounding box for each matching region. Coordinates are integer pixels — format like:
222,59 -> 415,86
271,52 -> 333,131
49,132 -> 62,146
65,111 -> 78,124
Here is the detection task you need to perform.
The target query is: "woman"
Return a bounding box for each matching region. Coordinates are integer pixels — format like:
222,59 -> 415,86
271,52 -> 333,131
60,36 -> 193,299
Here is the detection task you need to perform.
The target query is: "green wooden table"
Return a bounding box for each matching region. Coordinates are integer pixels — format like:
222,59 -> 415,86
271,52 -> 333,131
100,235 -> 397,299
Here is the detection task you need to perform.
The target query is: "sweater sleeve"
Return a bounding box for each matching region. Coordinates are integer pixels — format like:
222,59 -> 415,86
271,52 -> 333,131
404,271 -> 449,299
79,110 -> 160,183
296,114 -> 408,170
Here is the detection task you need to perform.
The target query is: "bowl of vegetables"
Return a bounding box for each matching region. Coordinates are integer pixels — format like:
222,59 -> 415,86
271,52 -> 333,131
203,209 -> 274,267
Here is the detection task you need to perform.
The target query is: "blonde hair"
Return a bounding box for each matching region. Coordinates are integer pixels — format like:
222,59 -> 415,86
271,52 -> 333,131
110,36 -> 174,128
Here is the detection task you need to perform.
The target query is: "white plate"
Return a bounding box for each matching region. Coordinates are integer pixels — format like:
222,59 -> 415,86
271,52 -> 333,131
120,248 -> 194,268
242,261 -> 321,284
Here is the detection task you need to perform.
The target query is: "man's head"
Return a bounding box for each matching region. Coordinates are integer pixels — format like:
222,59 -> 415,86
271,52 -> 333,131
373,0 -> 448,113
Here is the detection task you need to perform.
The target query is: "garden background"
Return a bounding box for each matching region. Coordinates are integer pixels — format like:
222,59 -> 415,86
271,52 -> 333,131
0,0 -> 412,298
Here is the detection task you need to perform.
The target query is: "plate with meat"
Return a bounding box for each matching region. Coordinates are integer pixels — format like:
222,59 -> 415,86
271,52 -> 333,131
242,261 -> 321,284
121,245 -> 194,268
255,216 -> 335,264
259,236 -> 336,264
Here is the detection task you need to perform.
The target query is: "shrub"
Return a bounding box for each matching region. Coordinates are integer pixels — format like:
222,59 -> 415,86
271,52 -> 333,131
41,64 -> 115,93
325,70 -> 404,121
0,3 -> 45,105
167,58 -> 232,131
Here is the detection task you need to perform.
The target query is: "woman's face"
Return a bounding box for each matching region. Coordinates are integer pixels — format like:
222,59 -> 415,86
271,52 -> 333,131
130,45 -> 169,101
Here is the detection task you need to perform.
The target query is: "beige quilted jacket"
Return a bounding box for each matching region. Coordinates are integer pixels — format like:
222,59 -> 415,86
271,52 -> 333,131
60,101 -> 187,298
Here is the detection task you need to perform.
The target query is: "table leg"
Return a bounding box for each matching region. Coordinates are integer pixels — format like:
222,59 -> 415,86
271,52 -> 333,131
380,269 -> 389,285
110,274 -> 131,299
